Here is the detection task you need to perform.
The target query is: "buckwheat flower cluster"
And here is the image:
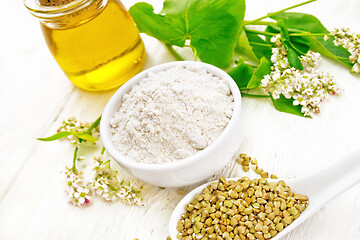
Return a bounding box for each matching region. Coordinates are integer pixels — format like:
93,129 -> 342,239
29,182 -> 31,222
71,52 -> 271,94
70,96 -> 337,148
65,169 -> 91,206
270,36 -> 289,71
261,35 -> 342,116
91,155 -> 143,205
329,27 -> 360,73
57,117 -> 100,144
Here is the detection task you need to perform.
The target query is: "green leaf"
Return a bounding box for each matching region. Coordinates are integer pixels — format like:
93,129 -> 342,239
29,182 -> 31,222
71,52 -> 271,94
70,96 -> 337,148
86,116 -> 101,134
276,20 -> 304,70
247,32 -> 273,61
289,36 -> 310,55
271,95 -> 310,118
228,57 -> 270,90
290,36 -> 310,48
265,25 -> 279,43
227,61 -> 254,89
129,3 -> 184,46
277,19 -> 289,40
283,41 -> 303,70
129,0 -> 246,68
247,57 -> 271,89
73,132 -> 99,143
270,12 -> 352,66
38,131 -> 98,143
37,131 -> 73,141
266,25 -> 310,56
236,30 -> 260,62
305,36 -> 352,66
271,12 -> 327,33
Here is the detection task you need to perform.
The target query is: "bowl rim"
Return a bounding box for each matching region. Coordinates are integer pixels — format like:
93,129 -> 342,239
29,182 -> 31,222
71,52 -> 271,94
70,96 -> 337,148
100,61 -> 242,172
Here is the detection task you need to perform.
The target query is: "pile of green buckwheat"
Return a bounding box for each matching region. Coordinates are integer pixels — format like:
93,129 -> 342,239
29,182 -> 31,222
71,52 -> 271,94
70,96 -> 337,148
176,164 -> 309,239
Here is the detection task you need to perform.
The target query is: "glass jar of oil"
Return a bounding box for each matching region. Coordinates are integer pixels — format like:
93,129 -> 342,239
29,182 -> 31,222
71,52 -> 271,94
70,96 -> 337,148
24,0 -> 145,91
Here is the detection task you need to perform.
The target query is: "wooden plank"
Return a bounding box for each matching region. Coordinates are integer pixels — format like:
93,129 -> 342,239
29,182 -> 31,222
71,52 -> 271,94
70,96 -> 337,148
0,1 -> 76,199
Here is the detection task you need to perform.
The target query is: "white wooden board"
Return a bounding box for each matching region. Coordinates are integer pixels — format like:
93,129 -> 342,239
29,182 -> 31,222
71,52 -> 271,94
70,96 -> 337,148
0,0 -> 360,239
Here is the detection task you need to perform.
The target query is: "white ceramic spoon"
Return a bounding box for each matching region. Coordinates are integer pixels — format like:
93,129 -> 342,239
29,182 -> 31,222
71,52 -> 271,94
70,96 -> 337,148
169,149 -> 360,239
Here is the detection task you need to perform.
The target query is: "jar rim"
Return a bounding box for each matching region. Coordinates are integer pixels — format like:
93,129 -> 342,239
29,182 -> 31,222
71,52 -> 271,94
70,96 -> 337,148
24,0 -> 99,18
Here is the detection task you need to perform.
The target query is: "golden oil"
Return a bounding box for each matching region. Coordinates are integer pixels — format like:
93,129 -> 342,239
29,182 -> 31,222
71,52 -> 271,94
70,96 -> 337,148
32,0 -> 145,91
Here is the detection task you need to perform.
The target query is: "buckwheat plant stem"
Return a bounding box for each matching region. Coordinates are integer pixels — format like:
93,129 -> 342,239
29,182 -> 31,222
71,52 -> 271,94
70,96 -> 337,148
244,28 -> 328,38
243,20 -> 274,26
166,44 -> 185,61
71,146 -> 79,173
101,146 -> 105,155
289,33 -> 328,37
71,116 -> 101,173
244,28 -> 276,36
241,92 -> 271,98
193,47 -> 198,61
244,0 -> 317,26
249,42 -> 273,47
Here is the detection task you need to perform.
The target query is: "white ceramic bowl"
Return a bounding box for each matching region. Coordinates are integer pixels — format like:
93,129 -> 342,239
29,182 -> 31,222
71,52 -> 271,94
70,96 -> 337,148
100,61 -> 243,187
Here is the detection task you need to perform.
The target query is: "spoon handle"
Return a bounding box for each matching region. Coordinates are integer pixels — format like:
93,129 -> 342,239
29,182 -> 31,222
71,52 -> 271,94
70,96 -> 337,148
293,149 -> 360,205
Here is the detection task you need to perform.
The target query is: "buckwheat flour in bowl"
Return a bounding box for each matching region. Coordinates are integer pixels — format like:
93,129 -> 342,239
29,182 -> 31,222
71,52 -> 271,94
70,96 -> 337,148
109,64 -> 234,164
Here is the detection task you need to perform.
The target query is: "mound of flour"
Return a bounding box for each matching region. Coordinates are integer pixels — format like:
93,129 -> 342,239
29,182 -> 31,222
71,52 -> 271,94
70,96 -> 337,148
110,65 -> 234,164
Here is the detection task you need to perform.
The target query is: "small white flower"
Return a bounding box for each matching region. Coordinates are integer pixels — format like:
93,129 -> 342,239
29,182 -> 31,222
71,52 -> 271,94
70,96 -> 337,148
352,63 -> 360,73
65,168 -> 91,206
272,71 -> 281,81
270,36 -> 278,43
310,97 -> 321,105
304,88 -> 313,96
279,59 -> 288,69
89,155 -> 143,205
271,90 -> 280,99
301,106 -> 311,116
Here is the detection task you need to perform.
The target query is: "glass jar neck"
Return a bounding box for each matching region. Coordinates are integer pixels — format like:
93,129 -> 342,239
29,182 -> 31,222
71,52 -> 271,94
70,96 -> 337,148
24,0 -> 108,29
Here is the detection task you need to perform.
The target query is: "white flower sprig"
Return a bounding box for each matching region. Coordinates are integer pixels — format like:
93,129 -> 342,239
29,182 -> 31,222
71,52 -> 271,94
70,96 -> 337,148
91,154 -> 143,206
328,27 -> 360,73
65,168 -> 91,206
64,153 -> 143,207
43,116 -> 143,207
261,35 -> 342,116
57,117 -> 100,144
